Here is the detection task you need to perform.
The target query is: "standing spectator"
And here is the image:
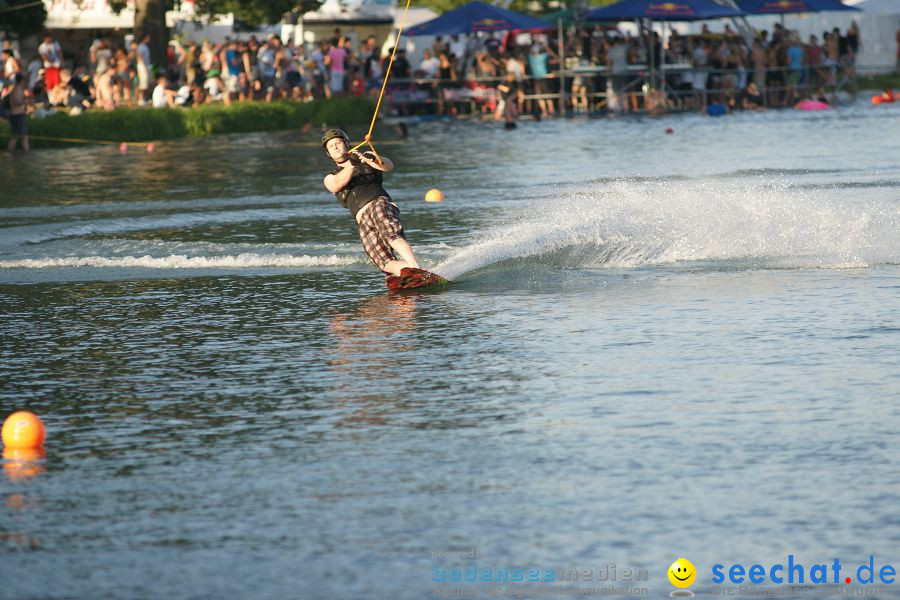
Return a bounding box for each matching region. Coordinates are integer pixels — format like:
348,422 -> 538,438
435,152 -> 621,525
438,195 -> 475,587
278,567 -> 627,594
95,59 -> 115,110
846,21 -> 860,79
221,39 -> 242,102
449,34 -> 467,73
244,38 -> 259,98
807,35 -> 824,88
38,33 -> 63,92
692,38 -> 709,107
136,34 -> 152,104
2,48 -> 21,88
418,48 -> 439,78
113,49 -> 133,105
392,48 -> 410,80
26,55 -> 42,91
310,40 -> 330,99
751,39 -> 767,100
767,37 -> 786,106
895,22 -> 900,72
432,36 -> 448,57
258,37 -> 277,101
823,31 -> 839,86
436,51 -> 457,114
3,73 -> 31,153
363,36 -> 383,96
326,37 -> 347,95
184,41 -> 199,87
606,37 -> 629,112
496,72 -> 520,128
527,42 -> 556,117
785,33 -> 804,106
91,38 -> 112,85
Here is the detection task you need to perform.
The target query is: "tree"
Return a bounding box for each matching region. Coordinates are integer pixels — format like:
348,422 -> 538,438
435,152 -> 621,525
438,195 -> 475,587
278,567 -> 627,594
134,0 -> 168,71
0,0 -> 48,38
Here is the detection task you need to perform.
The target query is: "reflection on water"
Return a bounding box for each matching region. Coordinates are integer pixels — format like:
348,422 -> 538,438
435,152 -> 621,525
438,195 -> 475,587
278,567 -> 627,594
328,294 -> 420,425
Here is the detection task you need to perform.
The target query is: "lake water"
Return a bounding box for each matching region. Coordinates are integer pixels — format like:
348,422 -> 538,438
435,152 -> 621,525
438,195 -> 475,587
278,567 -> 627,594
1,101 -> 899,600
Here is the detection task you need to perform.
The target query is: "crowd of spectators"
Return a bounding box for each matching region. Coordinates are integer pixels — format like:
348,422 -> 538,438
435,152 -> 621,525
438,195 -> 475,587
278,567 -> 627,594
0,18 -> 874,130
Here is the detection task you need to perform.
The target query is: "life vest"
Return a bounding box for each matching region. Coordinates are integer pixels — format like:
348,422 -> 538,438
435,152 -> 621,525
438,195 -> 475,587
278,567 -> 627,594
333,153 -> 390,217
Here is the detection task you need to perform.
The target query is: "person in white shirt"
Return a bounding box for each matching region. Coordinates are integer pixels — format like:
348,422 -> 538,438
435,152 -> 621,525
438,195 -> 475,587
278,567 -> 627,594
38,33 -> 63,91
151,75 -> 176,108
418,49 -> 439,78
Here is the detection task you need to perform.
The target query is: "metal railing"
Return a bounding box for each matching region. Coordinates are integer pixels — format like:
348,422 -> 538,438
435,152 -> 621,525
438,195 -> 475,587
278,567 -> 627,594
379,62 -> 862,116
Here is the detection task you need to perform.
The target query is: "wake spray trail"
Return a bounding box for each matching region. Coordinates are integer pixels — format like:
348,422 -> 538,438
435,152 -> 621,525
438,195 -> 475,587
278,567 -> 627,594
433,179 -> 900,281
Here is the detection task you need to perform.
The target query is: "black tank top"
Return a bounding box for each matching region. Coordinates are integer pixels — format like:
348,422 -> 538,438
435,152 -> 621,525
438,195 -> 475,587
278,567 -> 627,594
331,152 -> 390,217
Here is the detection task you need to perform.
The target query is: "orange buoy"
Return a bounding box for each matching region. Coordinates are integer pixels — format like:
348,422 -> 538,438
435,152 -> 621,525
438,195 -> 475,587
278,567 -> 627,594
119,142 -> 128,154
2,411 -> 46,449
425,188 -> 444,203
872,95 -> 883,105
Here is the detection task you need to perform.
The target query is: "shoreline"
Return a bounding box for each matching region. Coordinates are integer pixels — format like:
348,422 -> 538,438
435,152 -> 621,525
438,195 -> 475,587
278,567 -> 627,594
0,96 -> 377,149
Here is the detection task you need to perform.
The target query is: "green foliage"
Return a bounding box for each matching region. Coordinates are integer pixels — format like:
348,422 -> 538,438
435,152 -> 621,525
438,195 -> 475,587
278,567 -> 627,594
107,0 -> 324,26
188,0 -> 324,27
857,73 -> 900,92
0,98 -> 376,147
0,0 -> 48,37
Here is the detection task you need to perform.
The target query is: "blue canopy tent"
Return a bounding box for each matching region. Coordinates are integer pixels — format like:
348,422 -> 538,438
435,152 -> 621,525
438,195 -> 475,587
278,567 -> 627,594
404,1 -> 551,36
586,0 -> 747,21
586,0 -> 746,95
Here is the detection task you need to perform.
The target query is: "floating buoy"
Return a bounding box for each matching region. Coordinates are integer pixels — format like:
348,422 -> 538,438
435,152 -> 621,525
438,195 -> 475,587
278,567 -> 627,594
2,411 -> 46,449
425,188 -> 444,203
119,142 -> 128,154
146,143 -> 155,153
665,127 -> 674,135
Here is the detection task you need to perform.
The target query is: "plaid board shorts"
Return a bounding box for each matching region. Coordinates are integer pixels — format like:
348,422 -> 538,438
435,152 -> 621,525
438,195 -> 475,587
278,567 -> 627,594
357,196 -> 406,272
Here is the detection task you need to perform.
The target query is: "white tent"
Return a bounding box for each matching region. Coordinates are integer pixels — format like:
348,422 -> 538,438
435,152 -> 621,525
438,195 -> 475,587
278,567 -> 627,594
851,0 -> 900,15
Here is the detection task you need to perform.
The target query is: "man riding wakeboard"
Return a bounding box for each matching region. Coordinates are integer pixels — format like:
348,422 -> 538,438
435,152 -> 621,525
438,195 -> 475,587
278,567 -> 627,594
322,128 -> 422,278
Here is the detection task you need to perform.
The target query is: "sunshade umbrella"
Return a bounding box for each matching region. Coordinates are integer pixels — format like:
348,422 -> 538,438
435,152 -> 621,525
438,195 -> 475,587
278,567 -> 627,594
586,0 -> 746,21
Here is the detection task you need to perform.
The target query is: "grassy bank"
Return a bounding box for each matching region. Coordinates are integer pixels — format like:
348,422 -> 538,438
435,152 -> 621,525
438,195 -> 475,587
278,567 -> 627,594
857,72 -> 900,91
0,96 -> 376,148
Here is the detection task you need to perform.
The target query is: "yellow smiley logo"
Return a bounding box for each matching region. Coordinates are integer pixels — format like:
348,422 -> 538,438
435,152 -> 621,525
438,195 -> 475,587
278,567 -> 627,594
668,558 -> 697,588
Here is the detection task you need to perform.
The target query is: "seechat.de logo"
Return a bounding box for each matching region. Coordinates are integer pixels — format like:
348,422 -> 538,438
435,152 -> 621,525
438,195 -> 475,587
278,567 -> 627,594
669,558 -> 697,597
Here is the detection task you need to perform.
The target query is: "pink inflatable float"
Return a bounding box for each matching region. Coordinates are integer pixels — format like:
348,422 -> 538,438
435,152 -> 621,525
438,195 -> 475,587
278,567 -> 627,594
795,100 -> 830,111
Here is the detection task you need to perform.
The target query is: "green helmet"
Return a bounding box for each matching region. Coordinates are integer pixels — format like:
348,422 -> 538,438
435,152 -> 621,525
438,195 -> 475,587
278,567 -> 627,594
321,128 -> 350,148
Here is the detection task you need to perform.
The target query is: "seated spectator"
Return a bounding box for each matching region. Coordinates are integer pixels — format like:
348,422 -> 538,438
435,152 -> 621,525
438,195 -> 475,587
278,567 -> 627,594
151,75 -> 177,108
741,81 -> 765,110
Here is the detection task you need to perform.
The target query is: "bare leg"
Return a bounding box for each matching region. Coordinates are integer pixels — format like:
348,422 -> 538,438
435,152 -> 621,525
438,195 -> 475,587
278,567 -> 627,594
382,259 -> 414,276
389,237 -> 419,269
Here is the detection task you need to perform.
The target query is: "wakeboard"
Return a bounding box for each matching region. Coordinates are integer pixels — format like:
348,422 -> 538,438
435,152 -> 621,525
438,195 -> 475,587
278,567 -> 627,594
385,267 -> 450,292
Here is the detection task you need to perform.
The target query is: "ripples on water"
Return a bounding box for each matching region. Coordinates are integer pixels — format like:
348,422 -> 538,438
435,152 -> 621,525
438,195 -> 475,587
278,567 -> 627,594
1,101 -> 899,600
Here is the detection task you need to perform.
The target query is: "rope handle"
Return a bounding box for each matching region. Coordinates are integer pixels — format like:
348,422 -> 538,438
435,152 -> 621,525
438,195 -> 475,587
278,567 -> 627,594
349,0 -> 413,162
